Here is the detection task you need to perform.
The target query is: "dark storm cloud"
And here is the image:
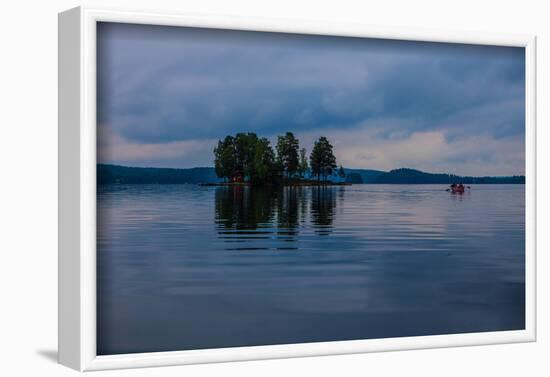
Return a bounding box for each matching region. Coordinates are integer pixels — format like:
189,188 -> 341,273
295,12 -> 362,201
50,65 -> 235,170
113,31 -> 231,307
97,22 -> 525,174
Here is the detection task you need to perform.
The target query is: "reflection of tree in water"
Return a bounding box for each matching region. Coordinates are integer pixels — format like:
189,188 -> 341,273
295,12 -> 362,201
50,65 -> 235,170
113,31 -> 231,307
275,187 -> 305,236
215,185 -> 341,241
214,186 -> 276,230
310,186 -> 337,235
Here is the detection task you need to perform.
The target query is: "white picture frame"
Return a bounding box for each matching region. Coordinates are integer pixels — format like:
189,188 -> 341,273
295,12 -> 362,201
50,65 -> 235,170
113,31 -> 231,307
58,6 -> 537,371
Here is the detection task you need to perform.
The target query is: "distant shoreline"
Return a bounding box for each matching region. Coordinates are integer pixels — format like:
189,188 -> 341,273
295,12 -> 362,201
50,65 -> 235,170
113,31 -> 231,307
97,164 -> 525,185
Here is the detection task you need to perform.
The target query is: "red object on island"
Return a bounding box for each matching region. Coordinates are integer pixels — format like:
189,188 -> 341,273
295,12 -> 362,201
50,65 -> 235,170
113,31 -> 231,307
231,172 -> 244,183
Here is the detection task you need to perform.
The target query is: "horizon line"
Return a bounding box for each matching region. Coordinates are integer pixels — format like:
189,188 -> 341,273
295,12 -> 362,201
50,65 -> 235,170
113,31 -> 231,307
97,163 -> 525,178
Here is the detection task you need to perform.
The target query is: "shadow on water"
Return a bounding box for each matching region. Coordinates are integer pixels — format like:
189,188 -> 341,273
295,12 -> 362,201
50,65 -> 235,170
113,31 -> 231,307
214,185 -> 342,248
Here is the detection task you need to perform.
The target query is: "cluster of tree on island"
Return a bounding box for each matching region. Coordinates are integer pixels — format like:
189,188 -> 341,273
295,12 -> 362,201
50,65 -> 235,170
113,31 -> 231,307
213,132 -> 346,185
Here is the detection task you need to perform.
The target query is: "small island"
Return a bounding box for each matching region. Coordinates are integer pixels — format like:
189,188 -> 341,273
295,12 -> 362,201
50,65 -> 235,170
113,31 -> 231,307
208,132 -> 348,186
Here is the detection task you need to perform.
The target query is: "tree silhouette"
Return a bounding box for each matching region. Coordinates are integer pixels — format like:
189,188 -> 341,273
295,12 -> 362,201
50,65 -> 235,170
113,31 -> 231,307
234,133 -> 259,180
251,137 -> 276,184
214,133 -> 339,185
276,132 -> 300,180
214,133 -> 276,184
310,136 -> 337,181
214,136 -> 237,182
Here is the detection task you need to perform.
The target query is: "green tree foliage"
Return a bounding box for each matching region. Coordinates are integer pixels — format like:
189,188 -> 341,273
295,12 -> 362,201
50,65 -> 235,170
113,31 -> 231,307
214,133 -> 276,184
276,132 -> 300,179
214,135 -> 237,182
251,137 -> 276,184
234,133 -> 259,179
309,136 -> 337,181
214,133 -> 341,185
298,148 -> 309,178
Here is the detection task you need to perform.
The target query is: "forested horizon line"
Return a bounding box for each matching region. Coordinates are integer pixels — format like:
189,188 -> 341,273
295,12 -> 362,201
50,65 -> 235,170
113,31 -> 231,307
97,163 -> 525,185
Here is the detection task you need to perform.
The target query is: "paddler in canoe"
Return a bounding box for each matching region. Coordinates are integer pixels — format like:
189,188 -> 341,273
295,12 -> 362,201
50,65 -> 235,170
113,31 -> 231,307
446,183 -> 469,193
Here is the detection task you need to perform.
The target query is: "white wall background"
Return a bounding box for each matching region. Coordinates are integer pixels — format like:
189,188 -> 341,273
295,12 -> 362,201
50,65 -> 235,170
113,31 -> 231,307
0,0 -> 547,376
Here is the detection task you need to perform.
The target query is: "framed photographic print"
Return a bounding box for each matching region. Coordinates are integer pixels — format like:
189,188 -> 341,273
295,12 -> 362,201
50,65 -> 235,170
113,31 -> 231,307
58,6 -> 536,371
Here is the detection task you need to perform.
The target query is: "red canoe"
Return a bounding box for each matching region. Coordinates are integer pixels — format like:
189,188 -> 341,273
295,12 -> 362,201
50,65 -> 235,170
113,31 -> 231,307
450,186 -> 465,193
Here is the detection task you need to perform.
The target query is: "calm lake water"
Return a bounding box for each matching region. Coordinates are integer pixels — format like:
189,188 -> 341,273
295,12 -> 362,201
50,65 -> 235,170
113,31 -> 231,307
97,184 -> 525,355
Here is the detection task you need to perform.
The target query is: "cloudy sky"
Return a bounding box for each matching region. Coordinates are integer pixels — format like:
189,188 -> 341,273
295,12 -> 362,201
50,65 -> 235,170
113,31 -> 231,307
97,22 -> 525,176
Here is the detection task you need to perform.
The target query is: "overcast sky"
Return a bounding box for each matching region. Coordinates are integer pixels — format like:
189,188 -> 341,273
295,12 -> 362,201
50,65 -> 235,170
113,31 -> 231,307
97,22 -> 525,176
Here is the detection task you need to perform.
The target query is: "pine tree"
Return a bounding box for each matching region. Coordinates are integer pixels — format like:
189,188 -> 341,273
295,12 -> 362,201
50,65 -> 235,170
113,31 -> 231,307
276,132 -> 300,179
310,136 -> 337,181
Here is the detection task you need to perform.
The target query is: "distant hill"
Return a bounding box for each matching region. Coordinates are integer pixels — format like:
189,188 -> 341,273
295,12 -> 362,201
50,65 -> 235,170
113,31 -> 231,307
344,168 -> 385,183
97,164 -> 525,185
373,168 -> 525,184
97,164 -> 222,184
345,172 -> 364,184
